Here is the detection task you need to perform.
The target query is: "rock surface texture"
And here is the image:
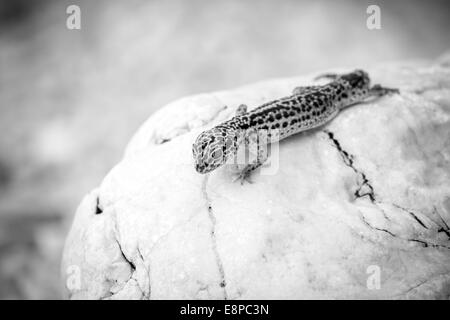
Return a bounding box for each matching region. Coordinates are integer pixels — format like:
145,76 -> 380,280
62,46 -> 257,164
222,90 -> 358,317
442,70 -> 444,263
62,57 -> 450,299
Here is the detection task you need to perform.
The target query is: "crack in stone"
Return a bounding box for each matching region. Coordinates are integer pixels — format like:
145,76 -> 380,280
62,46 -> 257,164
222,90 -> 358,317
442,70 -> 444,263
408,239 -> 434,248
433,206 -> 450,233
392,204 -> 428,229
361,215 -> 397,237
406,238 -> 450,250
159,138 -> 171,144
326,130 -> 450,252
421,206 -> 450,240
400,278 -> 430,296
395,273 -> 450,298
137,246 -> 151,300
95,196 -> 103,215
438,227 -> 450,240
392,205 -> 450,246
116,239 -> 136,271
201,176 -> 228,299
324,130 -> 375,202
112,240 -> 153,299
361,213 -> 450,250
109,239 -> 137,297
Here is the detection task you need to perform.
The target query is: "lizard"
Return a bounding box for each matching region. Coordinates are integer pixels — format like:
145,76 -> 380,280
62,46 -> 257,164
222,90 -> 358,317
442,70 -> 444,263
192,69 -> 399,183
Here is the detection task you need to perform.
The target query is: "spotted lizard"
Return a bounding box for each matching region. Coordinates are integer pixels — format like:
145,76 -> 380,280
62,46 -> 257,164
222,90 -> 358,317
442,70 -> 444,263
192,70 -> 399,183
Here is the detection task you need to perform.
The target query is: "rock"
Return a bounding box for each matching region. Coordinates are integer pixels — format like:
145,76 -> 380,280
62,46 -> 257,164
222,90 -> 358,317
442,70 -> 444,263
62,56 -> 450,299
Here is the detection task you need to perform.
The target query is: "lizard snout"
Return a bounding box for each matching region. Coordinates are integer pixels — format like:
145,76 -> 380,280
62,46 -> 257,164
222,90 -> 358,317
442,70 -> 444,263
195,163 -> 204,173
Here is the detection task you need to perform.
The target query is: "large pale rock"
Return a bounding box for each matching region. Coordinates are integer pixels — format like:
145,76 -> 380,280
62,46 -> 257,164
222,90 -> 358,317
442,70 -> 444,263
62,57 -> 450,299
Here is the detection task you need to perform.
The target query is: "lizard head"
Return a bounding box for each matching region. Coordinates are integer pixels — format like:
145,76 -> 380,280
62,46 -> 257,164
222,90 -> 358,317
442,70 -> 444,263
341,69 -> 370,89
192,127 -> 235,174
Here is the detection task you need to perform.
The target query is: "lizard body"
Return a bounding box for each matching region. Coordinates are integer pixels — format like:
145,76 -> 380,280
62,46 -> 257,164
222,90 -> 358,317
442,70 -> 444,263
192,70 -> 398,182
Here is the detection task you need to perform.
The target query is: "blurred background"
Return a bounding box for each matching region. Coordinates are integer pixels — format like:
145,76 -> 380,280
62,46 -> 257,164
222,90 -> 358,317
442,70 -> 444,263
0,0 -> 449,299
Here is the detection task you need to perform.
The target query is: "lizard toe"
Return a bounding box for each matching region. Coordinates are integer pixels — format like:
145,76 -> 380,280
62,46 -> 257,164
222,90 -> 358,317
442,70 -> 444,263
232,170 -> 253,185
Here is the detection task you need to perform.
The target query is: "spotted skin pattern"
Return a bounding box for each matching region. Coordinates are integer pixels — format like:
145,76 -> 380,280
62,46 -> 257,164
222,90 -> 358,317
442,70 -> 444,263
193,70 -> 399,183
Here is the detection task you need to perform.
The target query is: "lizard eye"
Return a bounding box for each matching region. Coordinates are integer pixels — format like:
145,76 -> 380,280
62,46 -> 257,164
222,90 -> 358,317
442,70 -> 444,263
212,150 -> 223,159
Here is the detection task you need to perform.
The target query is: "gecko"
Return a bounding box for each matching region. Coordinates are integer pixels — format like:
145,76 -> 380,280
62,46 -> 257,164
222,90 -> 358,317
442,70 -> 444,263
192,70 -> 399,183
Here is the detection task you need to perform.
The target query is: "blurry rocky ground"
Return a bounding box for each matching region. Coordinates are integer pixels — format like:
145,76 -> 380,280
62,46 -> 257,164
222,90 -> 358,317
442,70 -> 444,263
0,0 -> 449,299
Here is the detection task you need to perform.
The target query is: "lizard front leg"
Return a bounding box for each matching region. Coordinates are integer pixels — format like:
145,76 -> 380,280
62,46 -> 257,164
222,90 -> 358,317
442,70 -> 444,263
233,129 -> 268,185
